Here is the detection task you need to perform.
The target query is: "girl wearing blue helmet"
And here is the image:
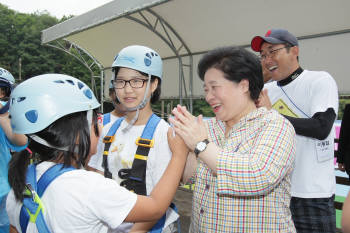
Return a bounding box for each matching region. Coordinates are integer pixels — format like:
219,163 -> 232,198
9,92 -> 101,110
0,67 -> 15,105
6,74 -> 188,233
88,45 -> 179,232
0,67 -> 27,233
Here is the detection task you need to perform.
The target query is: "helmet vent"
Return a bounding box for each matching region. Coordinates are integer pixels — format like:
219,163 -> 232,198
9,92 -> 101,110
83,89 -> 92,99
17,97 -> 26,102
25,110 -> 38,123
66,80 -> 74,85
54,80 -> 65,84
78,82 -> 84,89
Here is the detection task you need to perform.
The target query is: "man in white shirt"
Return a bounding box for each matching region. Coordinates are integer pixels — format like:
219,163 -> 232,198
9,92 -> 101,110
252,28 -> 338,233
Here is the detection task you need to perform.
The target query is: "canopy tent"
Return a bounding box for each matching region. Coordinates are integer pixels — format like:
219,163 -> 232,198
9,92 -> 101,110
41,0 -> 350,111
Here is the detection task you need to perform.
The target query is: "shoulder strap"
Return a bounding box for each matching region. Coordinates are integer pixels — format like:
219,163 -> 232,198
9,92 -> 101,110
37,164 -> 75,197
102,117 -> 125,178
140,113 -> 161,140
120,114 -> 161,195
20,164 -> 75,233
103,113 -> 111,126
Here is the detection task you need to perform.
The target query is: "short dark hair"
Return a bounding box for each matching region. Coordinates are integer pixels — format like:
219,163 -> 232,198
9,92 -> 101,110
198,46 -> 263,100
114,68 -> 161,104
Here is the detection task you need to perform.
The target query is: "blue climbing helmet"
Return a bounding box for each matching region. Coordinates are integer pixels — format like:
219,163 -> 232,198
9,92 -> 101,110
111,45 -> 163,131
112,45 -> 163,80
0,67 -> 15,88
9,74 -> 100,134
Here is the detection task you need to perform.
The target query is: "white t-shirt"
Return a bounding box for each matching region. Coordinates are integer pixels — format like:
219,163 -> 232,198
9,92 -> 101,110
89,118 -> 178,232
6,162 -> 137,233
88,112 -> 120,168
265,70 -> 338,198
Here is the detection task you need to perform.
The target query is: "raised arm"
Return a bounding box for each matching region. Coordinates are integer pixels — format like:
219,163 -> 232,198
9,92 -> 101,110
125,128 -> 189,222
0,111 -> 27,146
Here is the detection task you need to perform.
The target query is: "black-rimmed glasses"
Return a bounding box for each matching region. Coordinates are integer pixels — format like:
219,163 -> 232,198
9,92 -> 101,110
114,79 -> 148,89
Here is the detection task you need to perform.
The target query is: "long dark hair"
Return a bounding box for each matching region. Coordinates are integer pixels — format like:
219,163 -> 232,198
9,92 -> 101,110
8,110 -> 99,201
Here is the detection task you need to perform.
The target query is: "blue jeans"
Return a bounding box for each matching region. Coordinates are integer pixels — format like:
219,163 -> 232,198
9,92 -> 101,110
0,195 -> 9,233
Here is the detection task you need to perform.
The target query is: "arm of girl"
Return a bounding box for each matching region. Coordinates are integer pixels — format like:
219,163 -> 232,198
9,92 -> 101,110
125,128 -> 189,222
0,112 -> 27,146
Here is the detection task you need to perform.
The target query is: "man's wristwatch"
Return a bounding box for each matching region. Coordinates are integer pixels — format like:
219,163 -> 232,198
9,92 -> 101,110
194,139 -> 209,157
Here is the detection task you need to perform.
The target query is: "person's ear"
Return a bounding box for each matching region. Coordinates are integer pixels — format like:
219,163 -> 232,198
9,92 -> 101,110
150,78 -> 158,94
239,79 -> 250,93
291,46 -> 299,57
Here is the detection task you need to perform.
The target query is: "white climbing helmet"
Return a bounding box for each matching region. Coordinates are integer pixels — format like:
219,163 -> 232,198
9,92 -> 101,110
112,45 -> 162,79
0,67 -> 15,88
9,73 -> 100,134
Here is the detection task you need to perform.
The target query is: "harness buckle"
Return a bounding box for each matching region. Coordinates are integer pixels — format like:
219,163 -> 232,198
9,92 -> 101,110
23,183 -> 45,223
103,135 -> 115,143
24,184 -> 36,201
135,137 -> 154,148
118,168 -> 131,179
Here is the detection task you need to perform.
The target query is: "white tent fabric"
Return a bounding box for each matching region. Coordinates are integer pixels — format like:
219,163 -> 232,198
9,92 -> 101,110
42,0 -> 350,100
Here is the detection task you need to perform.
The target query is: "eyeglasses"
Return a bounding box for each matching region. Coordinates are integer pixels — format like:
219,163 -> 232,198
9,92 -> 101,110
114,78 -> 148,89
259,46 -> 291,61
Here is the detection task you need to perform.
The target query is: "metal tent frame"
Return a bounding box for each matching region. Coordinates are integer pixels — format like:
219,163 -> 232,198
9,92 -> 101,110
41,0 -> 350,112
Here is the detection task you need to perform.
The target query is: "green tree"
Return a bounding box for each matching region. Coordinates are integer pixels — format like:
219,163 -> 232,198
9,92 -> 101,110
0,3 -> 99,96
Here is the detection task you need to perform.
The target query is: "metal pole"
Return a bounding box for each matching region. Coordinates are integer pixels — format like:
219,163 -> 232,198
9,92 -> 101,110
18,57 -> 22,81
100,69 -> 104,113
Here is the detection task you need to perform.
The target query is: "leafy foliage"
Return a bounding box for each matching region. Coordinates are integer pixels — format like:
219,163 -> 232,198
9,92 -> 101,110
152,98 -> 214,119
0,3 -> 95,93
338,97 -> 350,120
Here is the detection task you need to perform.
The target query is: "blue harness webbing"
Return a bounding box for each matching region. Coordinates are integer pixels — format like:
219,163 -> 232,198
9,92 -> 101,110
102,113 -> 180,232
103,112 -> 111,126
102,116 -> 125,178
150,203 -> 179,233
19,164 -> 75,233
102,113 -> 160,184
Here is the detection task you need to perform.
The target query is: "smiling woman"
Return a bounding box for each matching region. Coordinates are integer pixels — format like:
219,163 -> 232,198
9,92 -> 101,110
169,46 -> 297,233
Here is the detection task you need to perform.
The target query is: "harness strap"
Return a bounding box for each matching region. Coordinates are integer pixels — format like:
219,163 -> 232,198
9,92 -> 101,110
102,117 -> 125,178
102,114 -> 175,232
119,114 -> 160,195
20,164 -> 75,233
103,113 -> 111,126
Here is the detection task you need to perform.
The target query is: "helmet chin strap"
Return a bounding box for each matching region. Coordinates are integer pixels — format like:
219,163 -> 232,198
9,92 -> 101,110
29,134 -> 79,154
117,74 -> 152,133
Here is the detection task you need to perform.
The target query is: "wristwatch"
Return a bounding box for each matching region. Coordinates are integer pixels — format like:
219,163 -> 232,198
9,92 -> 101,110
194,139 -> 209,157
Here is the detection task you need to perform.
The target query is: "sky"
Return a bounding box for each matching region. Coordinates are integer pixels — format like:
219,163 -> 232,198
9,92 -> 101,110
0,0 -> 113,18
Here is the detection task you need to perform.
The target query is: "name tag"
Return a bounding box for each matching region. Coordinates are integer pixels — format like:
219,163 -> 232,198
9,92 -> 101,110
315,134 -> 334,162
